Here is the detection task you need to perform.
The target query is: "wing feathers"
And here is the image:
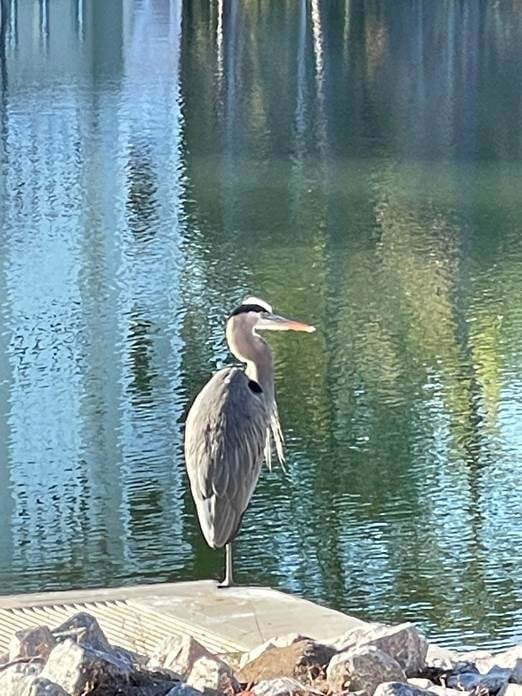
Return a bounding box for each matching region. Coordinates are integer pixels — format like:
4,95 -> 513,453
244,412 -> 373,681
185,368 -> 269,548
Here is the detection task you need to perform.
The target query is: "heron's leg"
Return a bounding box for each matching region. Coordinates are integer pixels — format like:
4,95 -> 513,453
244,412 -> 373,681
218,543 -> 234,588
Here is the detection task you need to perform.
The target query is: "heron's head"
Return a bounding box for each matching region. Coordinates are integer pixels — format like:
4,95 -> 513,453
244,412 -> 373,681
227,296 -> 315,339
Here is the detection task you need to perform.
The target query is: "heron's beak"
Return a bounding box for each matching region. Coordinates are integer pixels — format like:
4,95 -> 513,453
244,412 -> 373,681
257,312 -> 316,333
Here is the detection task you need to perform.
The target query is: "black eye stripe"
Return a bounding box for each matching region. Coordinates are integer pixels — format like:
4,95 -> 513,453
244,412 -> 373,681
229,303 -> 268,317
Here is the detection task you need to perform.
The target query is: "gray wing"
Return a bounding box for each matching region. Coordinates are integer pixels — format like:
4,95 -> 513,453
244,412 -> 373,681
184,367 -> 270,548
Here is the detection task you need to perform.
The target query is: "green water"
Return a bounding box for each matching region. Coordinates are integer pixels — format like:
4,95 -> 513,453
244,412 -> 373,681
0,1 -> 521,650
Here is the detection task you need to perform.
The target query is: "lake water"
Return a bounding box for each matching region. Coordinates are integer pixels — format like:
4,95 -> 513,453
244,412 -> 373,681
0,0 -> 521,651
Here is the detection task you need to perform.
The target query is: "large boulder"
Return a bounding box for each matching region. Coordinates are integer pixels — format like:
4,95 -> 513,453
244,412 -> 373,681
474,647 -> 522,684
40,638 -> 131,696
51,612 -> 110,653
186,655 -> 240,696
334,623 -> 428,677
237,639 -> 335,685
239,634 -> 311,669
148,634 -> 213,680
327,645 -> 406,695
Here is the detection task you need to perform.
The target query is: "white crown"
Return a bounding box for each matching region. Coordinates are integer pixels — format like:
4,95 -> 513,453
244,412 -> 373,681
243,296 -> 272,312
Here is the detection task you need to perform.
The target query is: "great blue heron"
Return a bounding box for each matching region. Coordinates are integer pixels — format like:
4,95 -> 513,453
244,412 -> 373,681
184,296 -> 315,587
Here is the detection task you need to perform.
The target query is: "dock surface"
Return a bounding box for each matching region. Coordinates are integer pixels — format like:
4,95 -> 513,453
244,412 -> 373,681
0,580 -> 365,656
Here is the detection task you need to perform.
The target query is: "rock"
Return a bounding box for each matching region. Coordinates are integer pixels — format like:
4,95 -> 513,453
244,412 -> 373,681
327,645 -> 406,695
334,622 -> 428,676
475,647 -> 522,684
166,684 -> 206,696
515,661 -> 522,686
40,638 -> 131,695
425,644 -> 461,671
446,668 -> 482,691
373,682 -> 434,696
0,670 -> 68,695
0,660 -> 43,678
148,634 -> 213,680
186,655 -> 240,696
499,686 -> 522,696
252,677 -> 311,696
237,639 -> 335,685
9,626 -> 57,662
442,661 -> 512,695
52,612 -> 110,652
458,650 -> 494,669
112,644 -> 149,669
428,686 -> 469,696
408,678 -> 435,689
0,669 -> 28,692
23,677 -> 70,695
481,666 -> 513,693
239,634 -> 310,669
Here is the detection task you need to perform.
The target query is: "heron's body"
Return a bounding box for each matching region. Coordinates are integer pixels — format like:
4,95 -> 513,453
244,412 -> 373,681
185,367 -> 269,549
184,296 -> 314,586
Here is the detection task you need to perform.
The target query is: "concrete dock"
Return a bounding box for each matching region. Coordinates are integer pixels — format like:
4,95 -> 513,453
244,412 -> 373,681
0,581 -> 365,656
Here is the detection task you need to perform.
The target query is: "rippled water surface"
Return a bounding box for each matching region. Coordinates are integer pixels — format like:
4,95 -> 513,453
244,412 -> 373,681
1,1 -> 521,651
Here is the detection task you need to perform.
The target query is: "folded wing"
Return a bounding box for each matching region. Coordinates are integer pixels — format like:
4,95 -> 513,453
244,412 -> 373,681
184,367 -> 270,548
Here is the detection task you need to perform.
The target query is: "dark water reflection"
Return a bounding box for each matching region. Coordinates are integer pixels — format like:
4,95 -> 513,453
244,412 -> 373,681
0,0 -> 521,650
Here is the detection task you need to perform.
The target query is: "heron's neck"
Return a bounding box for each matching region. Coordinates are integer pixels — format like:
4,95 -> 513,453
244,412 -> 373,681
245,340 -> 274,400
227,325 -> 274,400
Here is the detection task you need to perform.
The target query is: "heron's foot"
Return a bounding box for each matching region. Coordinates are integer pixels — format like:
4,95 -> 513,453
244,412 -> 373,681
217,577 -> 233,589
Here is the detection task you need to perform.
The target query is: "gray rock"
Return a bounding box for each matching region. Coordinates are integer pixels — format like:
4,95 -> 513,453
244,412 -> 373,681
498,686 -> 522,696
481,666 -> 513,693
40,638 -> 131,695
252,677 -> 310,696
428,686 -> 470,696
458,650 -> 494,668
24,677 -> 69,695
477,647 -> 522,685
407,678 -> 435,689
425,644 -> 461,671
446,669 -> 481,691
52,612 -> 110,652
422,680 -> 463,696
441,661 -> 513,695
186,655 -> 240,696
0,670 -> 67,695
166,684 -> 205,696
515,661 -> 522,686
327,645 -> 406,695
9,626 -> 57,662
239,634 -> 311,669
373,682 -> 434,696
0,669 -> 28,692
148,634 -> 214,680
334,622 -> 428,676
0,660 -> 43,679
237,639 -> 335,685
